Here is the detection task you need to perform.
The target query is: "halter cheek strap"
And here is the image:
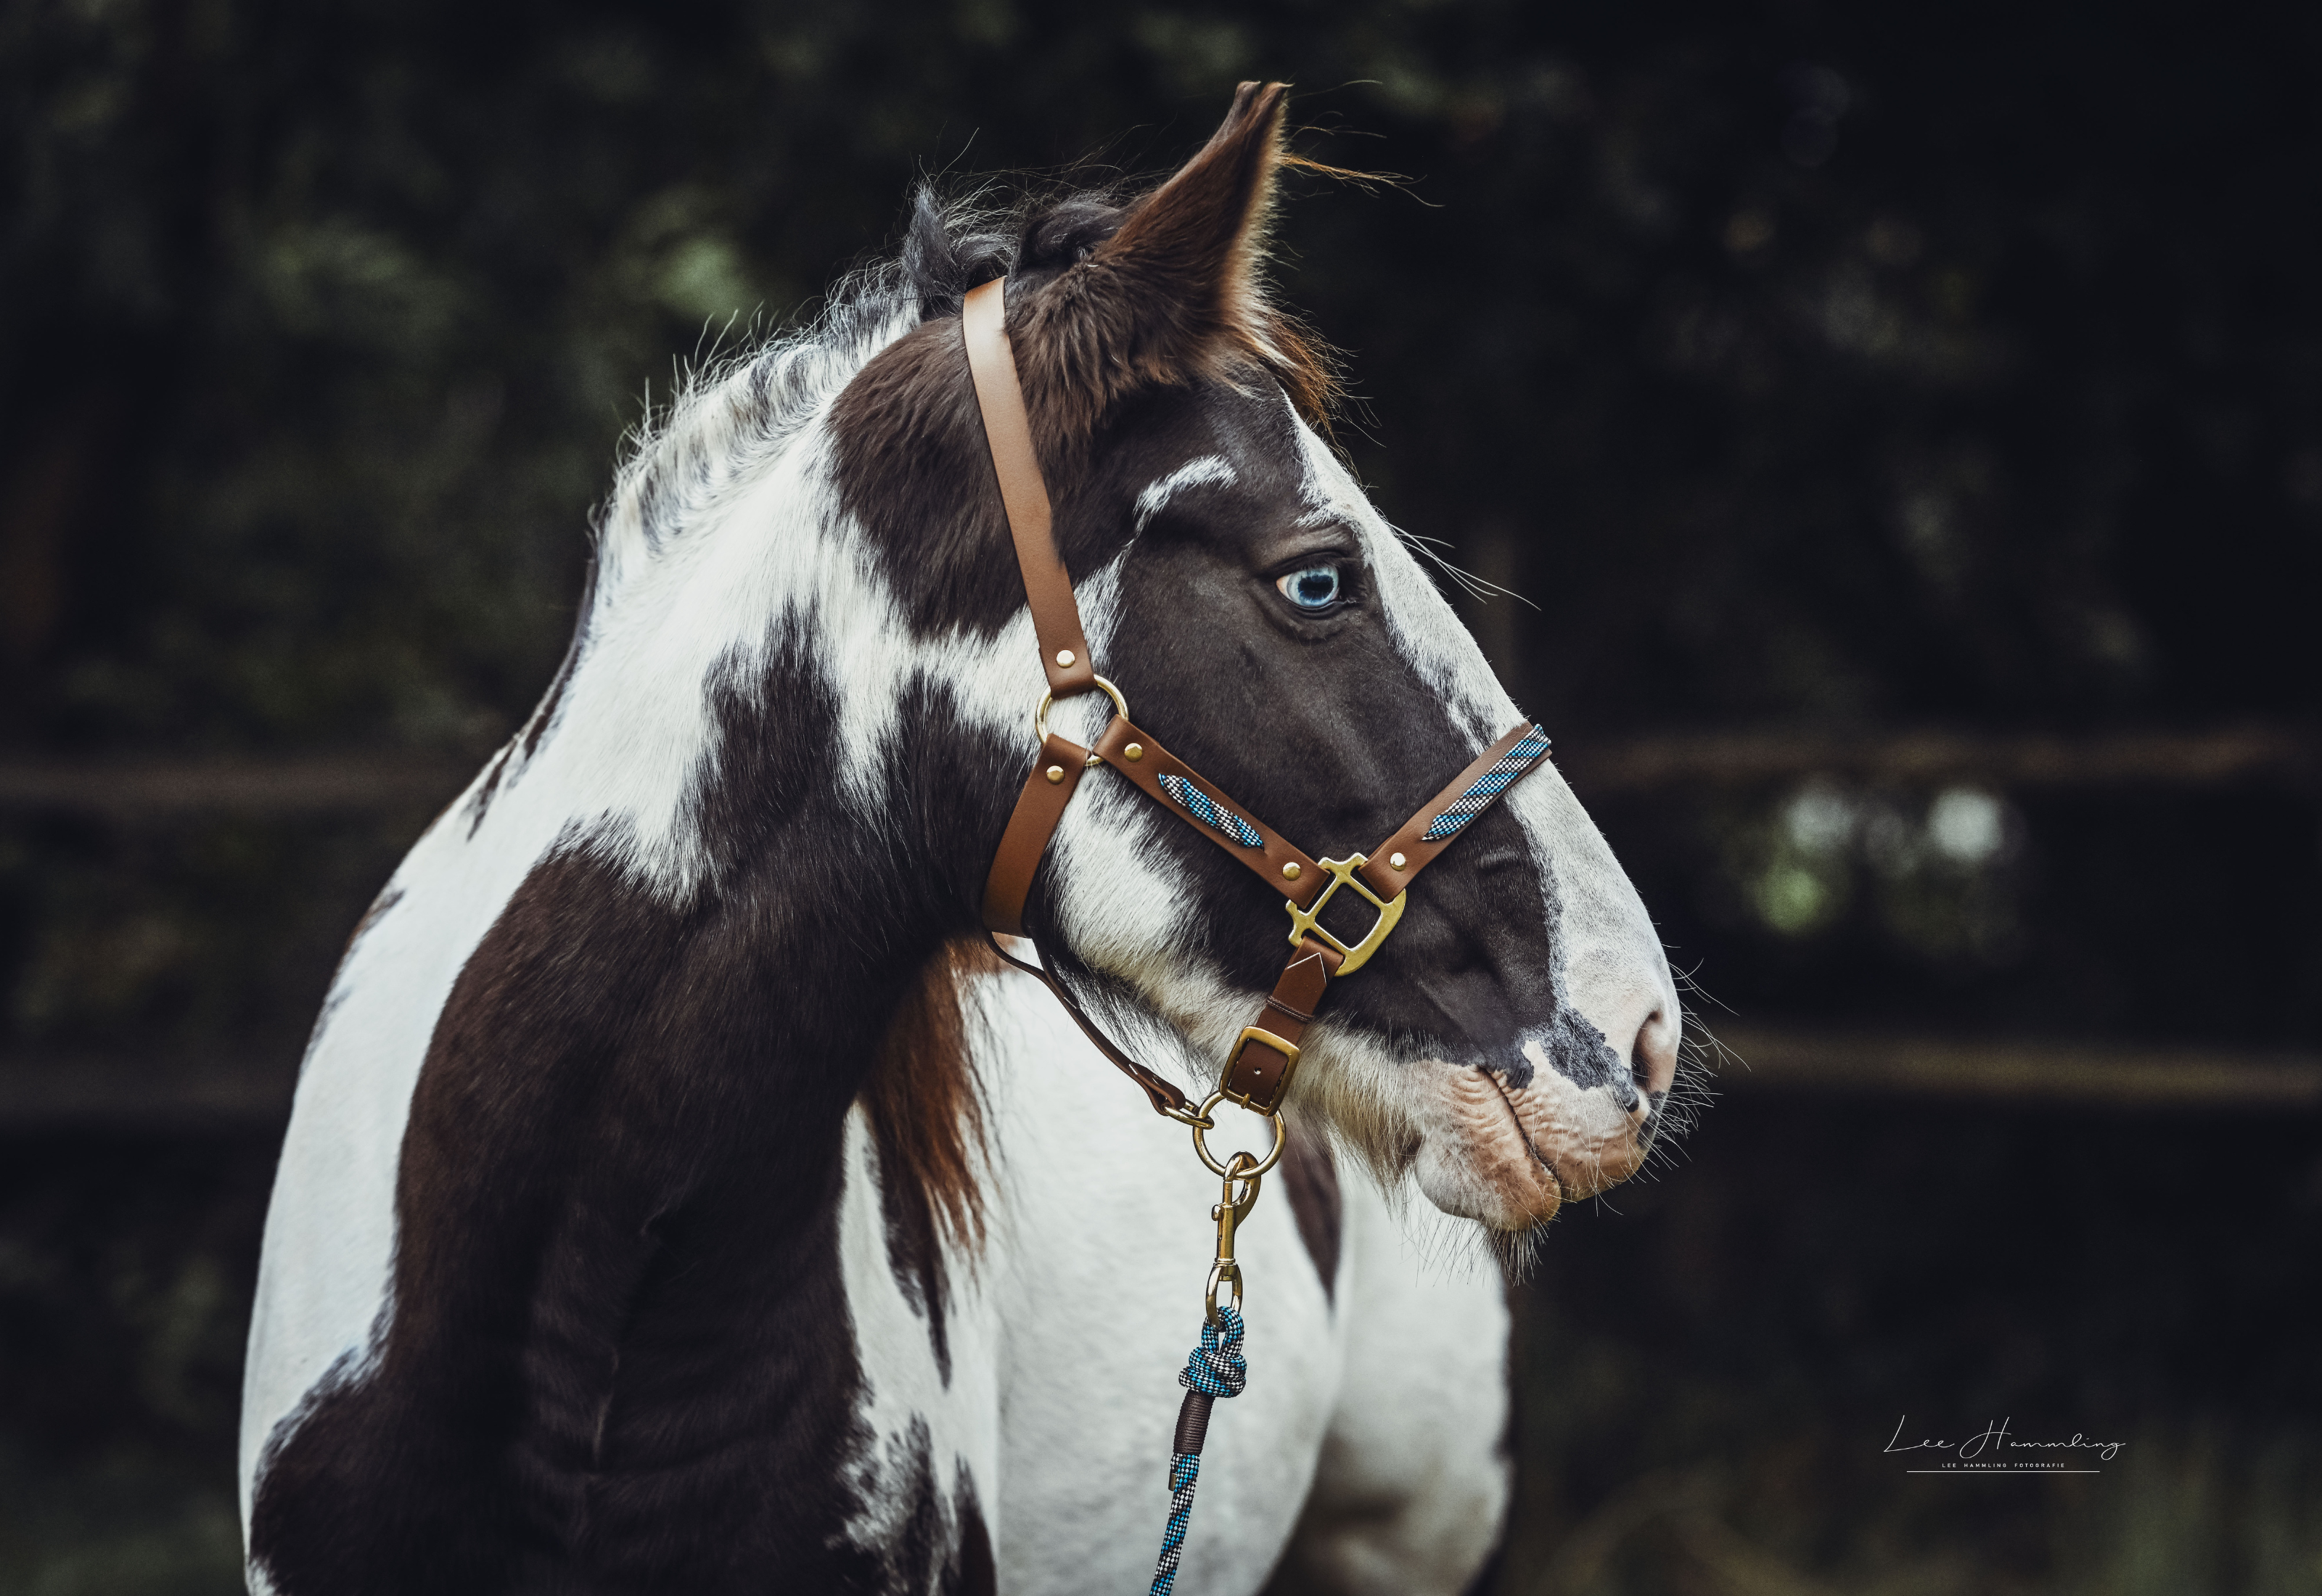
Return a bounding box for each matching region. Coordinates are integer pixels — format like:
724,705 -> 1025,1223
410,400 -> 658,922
960,275 -> 1554,1124
961,277 -> 1099,699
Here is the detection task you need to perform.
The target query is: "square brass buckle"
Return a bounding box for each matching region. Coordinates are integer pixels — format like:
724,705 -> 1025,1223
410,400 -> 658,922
1284,854 -> 1406,976
1221,1026 -> 1301,1111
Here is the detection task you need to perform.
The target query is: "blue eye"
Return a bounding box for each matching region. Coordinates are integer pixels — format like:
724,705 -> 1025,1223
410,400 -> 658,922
1279,564 -> 1343,609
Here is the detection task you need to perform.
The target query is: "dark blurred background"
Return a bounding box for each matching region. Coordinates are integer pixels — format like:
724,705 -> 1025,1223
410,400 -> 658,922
4,1 -> 2320,1590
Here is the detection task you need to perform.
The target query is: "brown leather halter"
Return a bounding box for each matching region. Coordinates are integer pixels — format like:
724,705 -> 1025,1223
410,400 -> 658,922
962,275 -> 1552,1145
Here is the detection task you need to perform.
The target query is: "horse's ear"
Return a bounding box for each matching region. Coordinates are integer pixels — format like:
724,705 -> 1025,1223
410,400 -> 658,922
1017,81 -> 1314,435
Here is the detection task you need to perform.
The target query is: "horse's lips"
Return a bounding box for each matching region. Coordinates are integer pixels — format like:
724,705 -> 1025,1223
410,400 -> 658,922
1506,1056 -> 1651,1198
1435,1056 -> 1650,1227
1480,1069 -> 1566,1221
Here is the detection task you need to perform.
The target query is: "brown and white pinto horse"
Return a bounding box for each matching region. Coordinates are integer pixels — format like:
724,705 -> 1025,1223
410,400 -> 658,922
240,85 -> 1681,1595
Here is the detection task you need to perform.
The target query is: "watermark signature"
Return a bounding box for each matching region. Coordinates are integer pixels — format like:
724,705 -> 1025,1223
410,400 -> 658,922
1886,1415 -> 2125,1473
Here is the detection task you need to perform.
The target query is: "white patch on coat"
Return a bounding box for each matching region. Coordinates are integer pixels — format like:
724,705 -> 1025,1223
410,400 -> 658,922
240,787 -> 546,1528
961,967 -> 1508,1594
832,1105 -> 1001,1568
967,971 -> 1334,1592
1271,1192 -> 1511,1595
1041,770 -> 1246,1070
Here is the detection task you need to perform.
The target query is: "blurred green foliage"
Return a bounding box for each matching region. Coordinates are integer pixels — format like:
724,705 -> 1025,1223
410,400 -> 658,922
0,1138 -> 263,1596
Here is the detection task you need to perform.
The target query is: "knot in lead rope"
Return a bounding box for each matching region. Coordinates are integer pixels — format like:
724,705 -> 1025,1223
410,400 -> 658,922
1150,1306 -> 1247,1596
1178,1308 -> 1247,1399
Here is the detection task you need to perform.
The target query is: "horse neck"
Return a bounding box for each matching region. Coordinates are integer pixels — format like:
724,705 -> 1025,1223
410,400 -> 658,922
444,431 -> 1014,1172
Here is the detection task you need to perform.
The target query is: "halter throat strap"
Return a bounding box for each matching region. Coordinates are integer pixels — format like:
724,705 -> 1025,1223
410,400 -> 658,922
959,275 -> 1552,1120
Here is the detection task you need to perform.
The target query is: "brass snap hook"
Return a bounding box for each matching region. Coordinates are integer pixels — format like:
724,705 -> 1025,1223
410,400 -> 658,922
1205,1151 -> 1260,1326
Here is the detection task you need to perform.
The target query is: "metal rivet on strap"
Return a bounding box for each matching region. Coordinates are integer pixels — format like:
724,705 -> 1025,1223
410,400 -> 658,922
1281,862 -> 1301,881
1125,743 -> 1144,761
1390,852 -> 1407,869
1045,765 -> 1064,784
1056,649 -> 1075,667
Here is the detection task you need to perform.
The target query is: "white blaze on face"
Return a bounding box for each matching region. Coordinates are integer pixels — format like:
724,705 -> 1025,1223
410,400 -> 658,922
1285,405 -> 1680,1232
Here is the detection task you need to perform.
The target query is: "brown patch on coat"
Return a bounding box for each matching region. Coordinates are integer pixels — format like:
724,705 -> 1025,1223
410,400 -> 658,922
827,318 -> 1024,641
1276,1119 -> 1342,1302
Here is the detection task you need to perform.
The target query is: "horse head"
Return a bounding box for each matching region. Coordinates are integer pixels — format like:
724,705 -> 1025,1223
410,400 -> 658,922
833,83 -> 1681,1234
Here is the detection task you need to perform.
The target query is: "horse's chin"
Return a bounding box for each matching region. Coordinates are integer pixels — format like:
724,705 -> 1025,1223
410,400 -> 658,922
1410,1061 -> 1651,1232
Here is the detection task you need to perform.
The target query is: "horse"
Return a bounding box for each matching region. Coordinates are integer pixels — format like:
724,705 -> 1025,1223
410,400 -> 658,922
238,83 -> 1683,1595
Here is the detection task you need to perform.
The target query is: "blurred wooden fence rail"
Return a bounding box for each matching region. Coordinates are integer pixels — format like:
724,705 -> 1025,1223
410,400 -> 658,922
1705,1028 -> 2322,1108
0,753 -> 469,816
4,1029 -> 2318,1133
3,725 -> 2315,1131
0,724 -> 2314,820
1562,723 -> 2317,794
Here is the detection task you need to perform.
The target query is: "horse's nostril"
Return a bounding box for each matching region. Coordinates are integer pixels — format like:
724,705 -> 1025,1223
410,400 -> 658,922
1630,1006 -> 1679,1098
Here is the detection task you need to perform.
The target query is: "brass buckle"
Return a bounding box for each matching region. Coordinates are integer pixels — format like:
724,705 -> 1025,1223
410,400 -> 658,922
1284,854 -> 1407,975
1222,1026 -> 1300,1108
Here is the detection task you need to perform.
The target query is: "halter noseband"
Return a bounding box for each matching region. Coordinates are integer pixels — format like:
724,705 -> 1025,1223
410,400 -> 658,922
961,276 -> 1554,1146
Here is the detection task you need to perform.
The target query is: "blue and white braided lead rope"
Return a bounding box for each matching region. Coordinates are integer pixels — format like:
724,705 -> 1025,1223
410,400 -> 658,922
1151,1454 -> 1201,1595
1157,773 -> 1264,848
1421,725 -> 1552,841
1149,1306 -> 1248,1596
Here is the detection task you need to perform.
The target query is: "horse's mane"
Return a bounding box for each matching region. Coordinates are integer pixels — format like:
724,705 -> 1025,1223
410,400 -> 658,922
861,937 -> 1004,1253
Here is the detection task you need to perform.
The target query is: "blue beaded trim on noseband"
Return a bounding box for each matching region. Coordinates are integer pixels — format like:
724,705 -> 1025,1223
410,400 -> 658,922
1421,725 -> 1552,841
1158,773 -> 1264,847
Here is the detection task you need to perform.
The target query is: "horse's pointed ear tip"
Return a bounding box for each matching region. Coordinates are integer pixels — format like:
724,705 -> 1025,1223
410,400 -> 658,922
1225,81 -> 1290,123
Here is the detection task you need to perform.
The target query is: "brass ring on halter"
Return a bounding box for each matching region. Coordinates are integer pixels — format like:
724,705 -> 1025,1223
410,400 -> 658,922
1190,1089 -> 1288,1180
1032,673 -> 1129,751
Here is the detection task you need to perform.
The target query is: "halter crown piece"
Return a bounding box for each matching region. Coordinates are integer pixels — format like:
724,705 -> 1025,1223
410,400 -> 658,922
960,273 -> 1554,1593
